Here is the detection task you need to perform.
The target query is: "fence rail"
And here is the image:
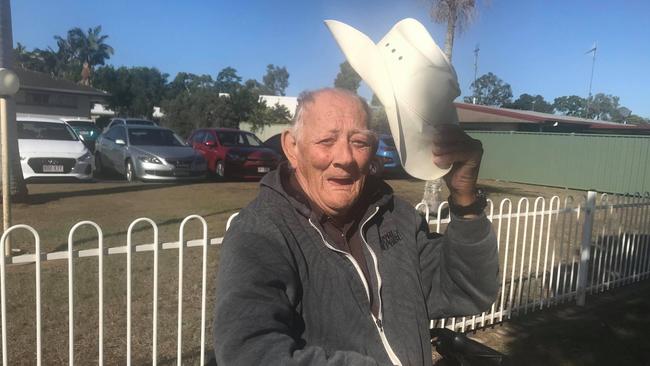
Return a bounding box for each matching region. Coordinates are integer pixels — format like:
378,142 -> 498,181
1,193 -> 650,364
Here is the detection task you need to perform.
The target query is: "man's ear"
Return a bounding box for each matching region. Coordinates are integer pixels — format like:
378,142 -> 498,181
281,130 -> 299,169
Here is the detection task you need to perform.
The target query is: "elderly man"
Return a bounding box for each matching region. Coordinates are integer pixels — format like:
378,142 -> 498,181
213,88 -> 498,365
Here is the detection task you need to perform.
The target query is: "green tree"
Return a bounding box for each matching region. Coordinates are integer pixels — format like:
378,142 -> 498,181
627,114 -> 650,125
553,95 -> 586,117
0,0 -> 28,200
587,93 -> 626,122
165,72 -> 214,99
248,101 -> 292,133
161,90 -> 238,137
464,72 -> 512,106
66,26 -> 114,70
503,93 -> 554,113
93,66 -> 167,118
262,64 -> 289,96
215,67 -> 242,94
428,0 -> 477,62
334,61 -> 361,93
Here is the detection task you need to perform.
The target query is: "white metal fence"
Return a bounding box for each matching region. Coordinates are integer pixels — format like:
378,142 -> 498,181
1,192 -> 649,364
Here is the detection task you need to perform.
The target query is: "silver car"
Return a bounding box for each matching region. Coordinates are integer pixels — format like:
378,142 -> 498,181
95,125 -> 207,182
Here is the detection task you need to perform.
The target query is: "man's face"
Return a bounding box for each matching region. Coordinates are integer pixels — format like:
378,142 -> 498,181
284,90 -> 375,218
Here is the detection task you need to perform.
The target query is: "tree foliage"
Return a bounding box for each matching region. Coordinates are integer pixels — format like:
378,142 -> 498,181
464,72 -> 512,106
215,67 -> 242,94
553,95 -> 586,117
161,67 -> 292,137
334,61 -> 361,93
93,66 -> 168,118
262,64 -> 290,96
160,91 -> 237,137
14,26 -> 113,83
503,93 -> 554,113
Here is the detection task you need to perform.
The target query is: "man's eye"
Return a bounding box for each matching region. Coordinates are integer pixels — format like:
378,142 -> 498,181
352,140 -> 369,148
318,138 -> 335,146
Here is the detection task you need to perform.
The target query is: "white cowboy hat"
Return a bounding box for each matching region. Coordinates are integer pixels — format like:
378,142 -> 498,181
325,18 -> 461,181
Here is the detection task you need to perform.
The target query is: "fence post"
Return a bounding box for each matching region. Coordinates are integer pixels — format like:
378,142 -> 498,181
576,190 -> 597,306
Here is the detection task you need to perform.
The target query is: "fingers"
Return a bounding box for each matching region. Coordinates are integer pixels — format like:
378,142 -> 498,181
432,137 -> 482,169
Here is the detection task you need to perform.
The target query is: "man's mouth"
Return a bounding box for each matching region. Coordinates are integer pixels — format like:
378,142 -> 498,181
327,177 -> 355,186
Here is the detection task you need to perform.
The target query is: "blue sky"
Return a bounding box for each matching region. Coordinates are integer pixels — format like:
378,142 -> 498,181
11,0 -> 650,118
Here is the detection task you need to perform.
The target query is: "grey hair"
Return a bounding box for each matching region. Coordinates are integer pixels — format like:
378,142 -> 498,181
289,88 -> 374,143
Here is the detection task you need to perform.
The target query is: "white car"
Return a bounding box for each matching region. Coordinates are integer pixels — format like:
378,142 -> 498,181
17,115 -> 94,181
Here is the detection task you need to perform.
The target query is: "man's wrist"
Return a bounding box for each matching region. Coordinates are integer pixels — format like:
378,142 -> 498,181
448,188 -> 487,217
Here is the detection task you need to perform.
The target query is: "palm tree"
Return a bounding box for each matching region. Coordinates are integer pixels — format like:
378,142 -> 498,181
67,26 -> 114,72
0,0 -> 28,201
429,0 -> 477,62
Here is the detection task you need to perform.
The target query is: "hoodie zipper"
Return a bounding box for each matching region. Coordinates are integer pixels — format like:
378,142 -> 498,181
309,208 -> 402,366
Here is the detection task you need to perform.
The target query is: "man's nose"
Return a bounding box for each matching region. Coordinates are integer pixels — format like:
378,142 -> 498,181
332,140 -> 355,168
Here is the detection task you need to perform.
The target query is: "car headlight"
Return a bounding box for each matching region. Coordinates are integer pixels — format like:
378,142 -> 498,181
226,152 -> 246,162
78,151 -> 93,162
137,155 -> 163,164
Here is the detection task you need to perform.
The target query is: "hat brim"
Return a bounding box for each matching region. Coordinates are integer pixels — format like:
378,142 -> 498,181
325,19 -> 452,181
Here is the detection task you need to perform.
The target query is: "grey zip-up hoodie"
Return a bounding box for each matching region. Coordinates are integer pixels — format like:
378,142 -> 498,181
213,168 -> 498,365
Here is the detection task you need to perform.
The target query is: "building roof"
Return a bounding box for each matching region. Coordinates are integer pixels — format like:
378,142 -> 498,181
16,68 -> 109,98
455,102 -> 650,132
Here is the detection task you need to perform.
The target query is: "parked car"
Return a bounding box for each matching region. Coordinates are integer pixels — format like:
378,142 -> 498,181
95,125 -> 206,182
375,134 -> 403,176
61,118 -> 101,151
104,118 -> 157,131
188,128 -> 279,179
17,115 -> 94,181
263,133 -> 286,162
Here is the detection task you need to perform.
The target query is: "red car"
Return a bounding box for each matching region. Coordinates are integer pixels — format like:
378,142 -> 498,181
187,128 -> 279,179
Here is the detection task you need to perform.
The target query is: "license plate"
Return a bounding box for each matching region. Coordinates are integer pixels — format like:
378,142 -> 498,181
257,167 -> 270,173
43,165 -> 64,173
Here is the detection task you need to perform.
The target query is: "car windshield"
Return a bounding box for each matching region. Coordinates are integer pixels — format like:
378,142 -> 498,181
217,131 -> 263,147
126,120 -> 156,126
18,121 -> 78,141
128,128 -> 185,146
67,121 -> 100,133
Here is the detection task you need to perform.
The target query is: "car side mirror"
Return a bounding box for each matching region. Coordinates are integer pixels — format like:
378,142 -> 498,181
204,140 -> 216,148
115,139 -> 126,146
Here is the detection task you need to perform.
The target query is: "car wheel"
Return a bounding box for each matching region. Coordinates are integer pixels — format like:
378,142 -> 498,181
125,159 -> 137,182
216,160 -> 226,180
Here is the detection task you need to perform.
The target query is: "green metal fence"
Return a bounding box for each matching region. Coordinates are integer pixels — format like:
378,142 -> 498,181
468,131 -> 650,194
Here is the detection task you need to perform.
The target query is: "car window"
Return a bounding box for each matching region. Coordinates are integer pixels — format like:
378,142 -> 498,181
204,132 -> 216,143
18,121 -> 78,141
116,126 -> 127,141
128,128 -> 185,146
192,131 -> 205,144
216,131 -> 262,147
67,121 -> 100,134
104,127 -> 118,140
126,120 -> 156,126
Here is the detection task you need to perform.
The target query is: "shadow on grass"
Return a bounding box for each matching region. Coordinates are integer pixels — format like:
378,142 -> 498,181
482,281 -> 650,366
24,180 -> 210,205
